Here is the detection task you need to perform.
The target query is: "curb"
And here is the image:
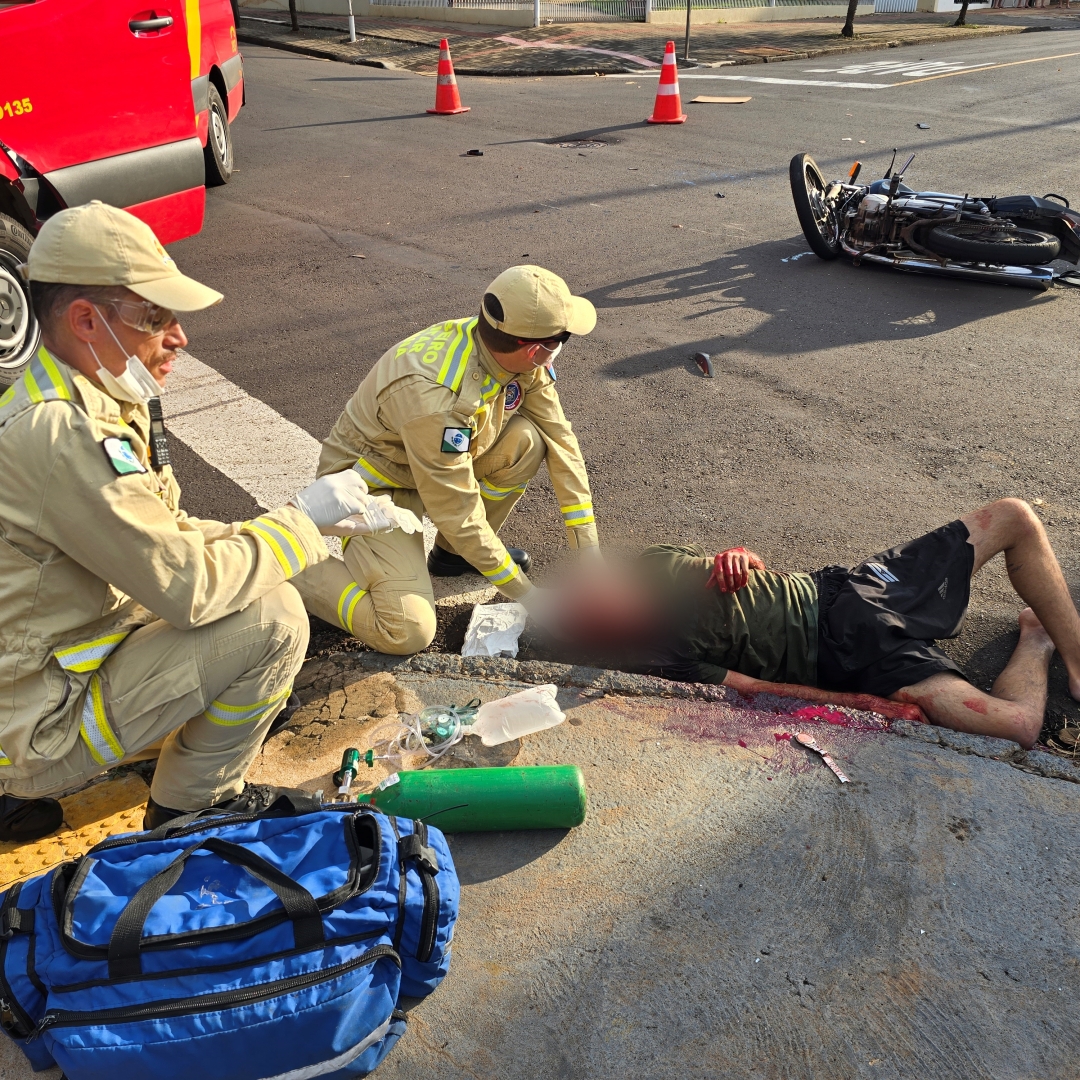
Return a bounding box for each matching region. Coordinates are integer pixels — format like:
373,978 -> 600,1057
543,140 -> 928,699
301,650 -> 1080,785
238,20 -> 1030,76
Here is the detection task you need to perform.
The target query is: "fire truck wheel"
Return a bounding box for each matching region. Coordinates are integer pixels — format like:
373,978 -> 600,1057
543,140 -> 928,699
204,84 -> 234,187
0,214 -> 40,388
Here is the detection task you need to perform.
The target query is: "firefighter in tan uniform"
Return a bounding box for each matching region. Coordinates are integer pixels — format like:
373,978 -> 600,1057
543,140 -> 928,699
295,265 -> 599,653
0,202 -> 376,838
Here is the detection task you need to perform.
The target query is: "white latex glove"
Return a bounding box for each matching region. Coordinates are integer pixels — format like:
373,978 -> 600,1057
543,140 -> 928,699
290,472 -> 370,533
322,495 -> 424,538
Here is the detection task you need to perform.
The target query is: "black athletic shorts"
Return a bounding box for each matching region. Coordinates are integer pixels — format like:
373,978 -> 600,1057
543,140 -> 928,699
811,519 -> 974,699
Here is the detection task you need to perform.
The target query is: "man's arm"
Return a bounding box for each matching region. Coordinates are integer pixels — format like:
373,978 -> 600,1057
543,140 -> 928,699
22,412 -> 327,629
396,409 -> 532,600
706,548 -> 767,593
519,371 -> 597,550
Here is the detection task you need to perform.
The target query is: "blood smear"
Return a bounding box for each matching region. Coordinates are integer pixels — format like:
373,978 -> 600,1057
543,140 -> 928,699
774,732 -> 792,741
737,739 -> 748,748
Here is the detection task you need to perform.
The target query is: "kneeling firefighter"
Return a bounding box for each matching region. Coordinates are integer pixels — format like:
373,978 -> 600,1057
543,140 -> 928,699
295,265 -> 601,652
0,202 -> 384,836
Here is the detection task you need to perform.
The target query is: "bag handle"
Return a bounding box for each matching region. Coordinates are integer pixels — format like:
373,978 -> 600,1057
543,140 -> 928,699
107,837 -> 325,978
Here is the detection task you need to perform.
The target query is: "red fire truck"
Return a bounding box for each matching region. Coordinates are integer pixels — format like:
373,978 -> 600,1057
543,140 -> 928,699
0,0 -> 244,383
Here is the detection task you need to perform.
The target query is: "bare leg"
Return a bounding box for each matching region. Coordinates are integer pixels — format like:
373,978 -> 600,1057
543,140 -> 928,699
892,609 -> 1055,748
961,499 -> 1080,700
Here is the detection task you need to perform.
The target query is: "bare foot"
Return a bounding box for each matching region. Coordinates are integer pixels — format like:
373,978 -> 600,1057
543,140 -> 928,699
1018,606 -> 1054,646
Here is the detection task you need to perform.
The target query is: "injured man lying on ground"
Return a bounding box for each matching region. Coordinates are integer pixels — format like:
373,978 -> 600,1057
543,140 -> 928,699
548,499 -> 1080,749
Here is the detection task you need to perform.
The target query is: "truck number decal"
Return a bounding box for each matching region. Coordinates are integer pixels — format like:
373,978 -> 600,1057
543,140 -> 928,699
1,99 -> 32,118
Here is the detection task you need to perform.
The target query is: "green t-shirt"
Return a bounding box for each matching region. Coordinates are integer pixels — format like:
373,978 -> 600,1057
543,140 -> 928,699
639,545 -> 819,686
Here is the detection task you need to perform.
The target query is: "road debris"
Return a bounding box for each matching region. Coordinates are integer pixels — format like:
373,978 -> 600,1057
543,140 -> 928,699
462,602 -> 527,658
716,192 -> 725,198
916,122 -> 930,129
466,148 -> 484,156
794,732 -> 850,783
690,95 -> 751,104
694,352 -> 714,378
348,253 -> 366,259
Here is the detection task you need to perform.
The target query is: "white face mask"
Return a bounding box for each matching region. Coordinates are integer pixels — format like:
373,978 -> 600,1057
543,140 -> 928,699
87,307 -> 163,405
543,342 -> 563,364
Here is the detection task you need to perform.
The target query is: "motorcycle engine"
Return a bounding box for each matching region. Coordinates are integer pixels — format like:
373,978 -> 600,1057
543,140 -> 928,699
849,193 -> 890,244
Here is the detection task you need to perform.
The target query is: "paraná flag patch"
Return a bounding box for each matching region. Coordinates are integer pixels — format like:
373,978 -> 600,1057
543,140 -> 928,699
441,427 -> 472,453
102,437 -> 147,476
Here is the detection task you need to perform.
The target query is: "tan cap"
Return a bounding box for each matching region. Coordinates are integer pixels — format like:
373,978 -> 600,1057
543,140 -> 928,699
26,201 -> 223,311
481,265 -> 596,339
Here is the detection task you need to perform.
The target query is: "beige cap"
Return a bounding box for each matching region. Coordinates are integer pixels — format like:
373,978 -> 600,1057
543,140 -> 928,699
27,201 -> 223,311
482,265 -> 596,339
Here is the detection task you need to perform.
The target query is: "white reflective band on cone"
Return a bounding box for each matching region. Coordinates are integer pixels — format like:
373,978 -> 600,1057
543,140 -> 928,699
656,84 -> 679,95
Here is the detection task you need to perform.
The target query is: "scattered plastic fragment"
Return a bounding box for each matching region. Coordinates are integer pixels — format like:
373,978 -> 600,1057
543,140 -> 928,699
841,137 -> 852,141
715,192 -> 725,198
466,148 -> 484,156
348,253 -> 366,259
916,122 -> 930,129
462,602 -> 527,658
690,95 -> 751,104
794,732 -> 849,783
694,352 -> 714,378
673,224 -> 684,228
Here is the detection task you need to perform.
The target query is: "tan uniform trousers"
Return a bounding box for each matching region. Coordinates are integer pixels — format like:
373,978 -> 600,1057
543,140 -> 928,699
2,583 -> 309,812
295,414 -> 546,655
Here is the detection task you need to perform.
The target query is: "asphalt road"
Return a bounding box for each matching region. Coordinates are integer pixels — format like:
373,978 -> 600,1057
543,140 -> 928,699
169,28 -> 1080,723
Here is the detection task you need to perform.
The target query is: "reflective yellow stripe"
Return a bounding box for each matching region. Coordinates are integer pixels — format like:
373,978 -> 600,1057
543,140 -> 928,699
79,674 -> 124,765
0,742 -> 11,767
244,519 -> 307,577
23,348 -> 72,405
478,479 -> 527,501
479,375 -> 502,405
561,501 -> 595,526
186,0 -> 202,80
482,552 -> 519,586
54,631 -> 131,673
336,582 -> 368,636
204,686 -> 291,726
437,319 -> 477,393
0,387 -> 14,408
354,458 -> 403,490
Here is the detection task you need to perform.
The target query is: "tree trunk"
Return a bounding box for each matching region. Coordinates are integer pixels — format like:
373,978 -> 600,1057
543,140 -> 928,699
289,0 -> 299,31
953,0 -> 970,24
841,0 -> 858,37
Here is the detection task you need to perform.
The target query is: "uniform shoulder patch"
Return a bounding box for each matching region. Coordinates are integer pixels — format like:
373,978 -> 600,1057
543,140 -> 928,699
102,437 -> 147,476
441,427 -> 472,454
504,380 -> 522,411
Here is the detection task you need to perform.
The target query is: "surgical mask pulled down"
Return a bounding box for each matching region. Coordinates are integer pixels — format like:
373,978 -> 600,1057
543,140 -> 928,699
87,306 -> 162,405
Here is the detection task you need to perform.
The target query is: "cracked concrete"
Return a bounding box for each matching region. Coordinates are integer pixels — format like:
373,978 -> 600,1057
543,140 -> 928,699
2,654 -> 1077,1079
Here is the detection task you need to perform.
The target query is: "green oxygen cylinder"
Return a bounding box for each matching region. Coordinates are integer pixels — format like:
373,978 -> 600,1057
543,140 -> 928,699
355,765 -> 587,832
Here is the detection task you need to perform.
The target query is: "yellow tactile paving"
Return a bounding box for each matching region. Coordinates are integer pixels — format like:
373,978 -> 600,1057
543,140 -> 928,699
0,773 -> 149,890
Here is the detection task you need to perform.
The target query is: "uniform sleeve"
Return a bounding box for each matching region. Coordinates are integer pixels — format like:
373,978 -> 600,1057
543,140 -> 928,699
517,370 -> 597,549
24,416 -> 327,630
386,395 -> 532,600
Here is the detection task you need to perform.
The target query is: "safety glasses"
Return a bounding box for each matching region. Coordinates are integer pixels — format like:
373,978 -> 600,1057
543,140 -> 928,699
107,299 -> 178,335
518,330 -> 572,350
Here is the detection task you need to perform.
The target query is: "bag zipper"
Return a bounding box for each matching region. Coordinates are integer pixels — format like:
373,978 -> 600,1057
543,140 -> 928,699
0,884 -> 36,1039
34,943 -> 399,1037
414,823 -> 439,965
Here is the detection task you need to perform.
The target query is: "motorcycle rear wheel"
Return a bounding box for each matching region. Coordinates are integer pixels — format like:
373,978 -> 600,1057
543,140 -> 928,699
925,223 -> 1060,266
789,153 -> 841,261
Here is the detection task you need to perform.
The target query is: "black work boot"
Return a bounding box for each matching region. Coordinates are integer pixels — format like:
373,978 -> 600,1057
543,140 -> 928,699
0,795 -> 64,843
143,784 -> 324,831
427,544 -> 532,577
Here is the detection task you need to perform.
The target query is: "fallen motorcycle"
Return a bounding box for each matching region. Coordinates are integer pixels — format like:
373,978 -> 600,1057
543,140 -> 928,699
789,150 -> 1080,290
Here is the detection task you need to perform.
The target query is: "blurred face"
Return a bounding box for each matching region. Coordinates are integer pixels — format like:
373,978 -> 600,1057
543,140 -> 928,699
549,569 -> 659,647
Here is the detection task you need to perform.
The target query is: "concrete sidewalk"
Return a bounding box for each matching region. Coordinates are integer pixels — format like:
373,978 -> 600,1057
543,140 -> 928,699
236,8 -> 1078,74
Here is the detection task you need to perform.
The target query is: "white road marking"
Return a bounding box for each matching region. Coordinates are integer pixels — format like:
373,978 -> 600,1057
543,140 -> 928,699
642,72 -> 892,89
164,349 -> 438,554
803,59 -> 994,77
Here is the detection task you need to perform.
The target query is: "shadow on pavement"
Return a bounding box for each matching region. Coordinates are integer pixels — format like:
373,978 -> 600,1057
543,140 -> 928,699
589,238 -> 1051,376
448,828 -> 569,885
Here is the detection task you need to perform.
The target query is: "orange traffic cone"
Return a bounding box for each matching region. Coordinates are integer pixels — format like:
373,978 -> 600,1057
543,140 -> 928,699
427,39 -> 470,115
647,41 -> 687,125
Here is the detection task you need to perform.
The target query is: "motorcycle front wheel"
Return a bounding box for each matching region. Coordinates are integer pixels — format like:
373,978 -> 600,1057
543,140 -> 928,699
925,223 -> 1060,266
789,153 -> 841,261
